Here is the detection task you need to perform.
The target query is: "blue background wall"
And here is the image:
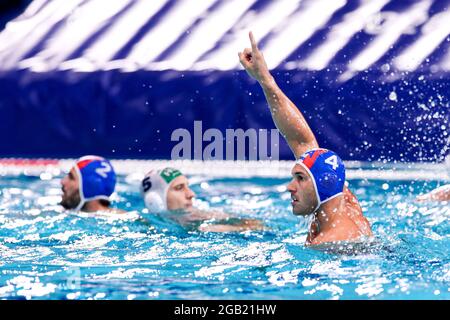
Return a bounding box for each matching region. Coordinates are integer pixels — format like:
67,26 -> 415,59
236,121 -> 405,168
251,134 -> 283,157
0,69 -> 447,162
0,0 -> 448,162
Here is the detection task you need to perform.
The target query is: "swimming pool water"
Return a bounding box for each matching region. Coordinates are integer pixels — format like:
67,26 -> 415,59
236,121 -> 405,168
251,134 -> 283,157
0,173 -> 448,300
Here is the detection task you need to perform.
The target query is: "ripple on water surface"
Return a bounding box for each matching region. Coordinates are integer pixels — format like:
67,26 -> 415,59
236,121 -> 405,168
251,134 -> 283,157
0,175 -> 448,299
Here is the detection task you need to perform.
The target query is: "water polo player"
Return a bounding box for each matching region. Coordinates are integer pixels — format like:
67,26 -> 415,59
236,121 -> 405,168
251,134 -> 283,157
60,155 -> 123,213
140,167 -> 264,232
238,32 -> 372,245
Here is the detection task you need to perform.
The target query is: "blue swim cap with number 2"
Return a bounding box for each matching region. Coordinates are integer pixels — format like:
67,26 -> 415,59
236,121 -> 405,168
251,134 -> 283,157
73,155 -> 116,210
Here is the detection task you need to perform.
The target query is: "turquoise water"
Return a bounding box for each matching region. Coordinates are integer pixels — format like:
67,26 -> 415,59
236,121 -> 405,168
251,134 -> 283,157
0,173 -> 448,300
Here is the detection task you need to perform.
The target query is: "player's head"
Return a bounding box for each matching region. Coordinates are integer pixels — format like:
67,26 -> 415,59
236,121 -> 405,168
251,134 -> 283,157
60,156 -> 116,211
287,149 -> 345,216
140,167 -> 195,212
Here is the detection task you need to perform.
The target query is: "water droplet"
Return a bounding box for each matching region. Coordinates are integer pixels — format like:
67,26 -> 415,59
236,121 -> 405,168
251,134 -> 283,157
389,91 -> 397,102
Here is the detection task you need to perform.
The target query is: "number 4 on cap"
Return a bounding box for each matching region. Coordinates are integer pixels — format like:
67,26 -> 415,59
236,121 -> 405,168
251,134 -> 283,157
325,155 -> 339,170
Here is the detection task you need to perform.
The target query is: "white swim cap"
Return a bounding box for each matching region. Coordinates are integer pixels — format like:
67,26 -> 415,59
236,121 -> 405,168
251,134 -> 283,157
140,167 -> 183,212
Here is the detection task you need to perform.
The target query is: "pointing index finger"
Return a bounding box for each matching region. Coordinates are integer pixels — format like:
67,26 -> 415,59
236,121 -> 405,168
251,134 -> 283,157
249,31 -> 258,51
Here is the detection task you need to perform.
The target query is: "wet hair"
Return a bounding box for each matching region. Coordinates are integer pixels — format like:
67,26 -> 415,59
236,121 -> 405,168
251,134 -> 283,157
99,199 -> 110,207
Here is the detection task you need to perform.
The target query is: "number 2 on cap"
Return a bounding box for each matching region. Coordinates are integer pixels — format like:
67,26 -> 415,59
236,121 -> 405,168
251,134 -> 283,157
325,155 -> 338,170
95,162 -> 112,178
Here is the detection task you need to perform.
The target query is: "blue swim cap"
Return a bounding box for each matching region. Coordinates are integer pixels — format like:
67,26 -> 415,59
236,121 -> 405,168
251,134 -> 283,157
73,155 -> 116,210
296,148 -> 345,211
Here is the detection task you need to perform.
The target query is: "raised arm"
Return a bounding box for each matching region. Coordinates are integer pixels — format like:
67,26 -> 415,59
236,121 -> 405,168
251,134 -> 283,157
238,32 -> 318,158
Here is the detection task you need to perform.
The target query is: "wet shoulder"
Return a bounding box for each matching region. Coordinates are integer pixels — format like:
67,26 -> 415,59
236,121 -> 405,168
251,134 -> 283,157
343,186 -> 362,211
343,186 -> 373,237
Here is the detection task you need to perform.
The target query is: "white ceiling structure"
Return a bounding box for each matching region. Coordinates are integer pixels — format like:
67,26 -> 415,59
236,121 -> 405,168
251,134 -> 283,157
0,0 -> 448,78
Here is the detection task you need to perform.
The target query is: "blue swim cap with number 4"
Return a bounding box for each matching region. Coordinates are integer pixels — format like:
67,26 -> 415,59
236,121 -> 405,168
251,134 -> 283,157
296,148 -> 345,209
